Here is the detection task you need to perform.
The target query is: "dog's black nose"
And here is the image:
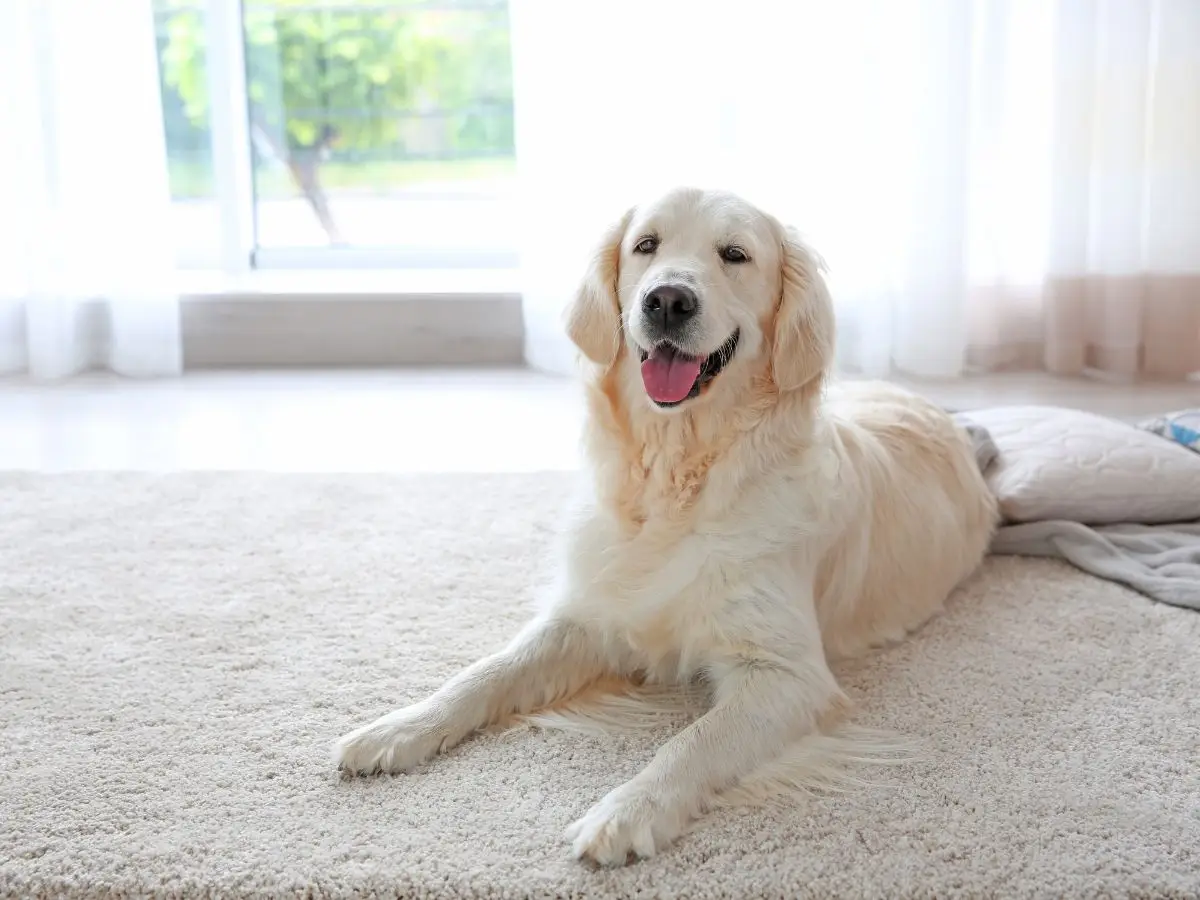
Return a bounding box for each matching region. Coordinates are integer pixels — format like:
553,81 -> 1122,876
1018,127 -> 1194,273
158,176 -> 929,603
642,285 -> 698,332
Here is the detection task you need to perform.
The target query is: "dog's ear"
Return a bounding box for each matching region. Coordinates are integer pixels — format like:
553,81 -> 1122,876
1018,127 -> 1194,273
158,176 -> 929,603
771,224 -> 836,393
565,207 -> 634,367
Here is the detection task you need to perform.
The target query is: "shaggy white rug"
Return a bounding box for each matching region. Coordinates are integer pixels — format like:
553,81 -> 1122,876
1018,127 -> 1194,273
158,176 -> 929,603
2,473 -> 1198,899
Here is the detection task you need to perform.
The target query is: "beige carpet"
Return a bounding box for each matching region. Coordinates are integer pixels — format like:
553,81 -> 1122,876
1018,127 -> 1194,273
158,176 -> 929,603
2,473 -> 1198,899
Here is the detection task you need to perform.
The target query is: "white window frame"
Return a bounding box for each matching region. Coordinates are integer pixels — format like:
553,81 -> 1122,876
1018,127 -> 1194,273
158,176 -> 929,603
202,0 -> 255,275
252,246 -> 519,270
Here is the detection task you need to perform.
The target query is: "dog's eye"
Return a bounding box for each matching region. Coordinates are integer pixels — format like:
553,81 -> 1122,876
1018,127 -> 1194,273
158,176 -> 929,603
720,245 -> 750,264
633,236 -> 659,254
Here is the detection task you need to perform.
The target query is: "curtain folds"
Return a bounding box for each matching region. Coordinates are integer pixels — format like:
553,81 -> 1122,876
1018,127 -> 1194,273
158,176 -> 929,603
0,0 -> 181,380
513,0 -> 1200,382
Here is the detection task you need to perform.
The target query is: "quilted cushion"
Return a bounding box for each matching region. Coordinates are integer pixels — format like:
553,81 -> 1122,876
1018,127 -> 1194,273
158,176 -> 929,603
962,405 -> 1200,525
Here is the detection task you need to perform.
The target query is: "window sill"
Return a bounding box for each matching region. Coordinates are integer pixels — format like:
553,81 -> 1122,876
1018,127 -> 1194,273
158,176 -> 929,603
176,267 -> 522,300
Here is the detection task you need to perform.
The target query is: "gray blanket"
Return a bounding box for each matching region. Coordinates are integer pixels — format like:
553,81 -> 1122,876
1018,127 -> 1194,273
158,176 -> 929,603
990,520 -> 1200,612
953,412 -> 1200,612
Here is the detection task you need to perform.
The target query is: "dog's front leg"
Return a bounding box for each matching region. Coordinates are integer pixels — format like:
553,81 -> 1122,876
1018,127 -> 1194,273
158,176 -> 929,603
566,587 -> 844,866
335,615 -> 608,775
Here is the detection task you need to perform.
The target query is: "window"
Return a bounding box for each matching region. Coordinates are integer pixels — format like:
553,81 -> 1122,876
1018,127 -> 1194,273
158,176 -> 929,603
153,0 -> 516,271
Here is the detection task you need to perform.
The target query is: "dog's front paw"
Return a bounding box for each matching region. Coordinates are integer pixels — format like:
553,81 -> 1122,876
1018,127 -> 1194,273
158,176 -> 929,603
565,784 -> 689,867
333,705 -> 445,776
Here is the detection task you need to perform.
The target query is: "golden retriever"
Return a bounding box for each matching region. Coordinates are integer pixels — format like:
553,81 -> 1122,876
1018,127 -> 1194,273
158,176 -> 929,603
335,187 -> 998,866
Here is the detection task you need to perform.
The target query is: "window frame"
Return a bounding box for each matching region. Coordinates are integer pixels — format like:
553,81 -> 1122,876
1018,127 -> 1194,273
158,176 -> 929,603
203,0 -> 255,274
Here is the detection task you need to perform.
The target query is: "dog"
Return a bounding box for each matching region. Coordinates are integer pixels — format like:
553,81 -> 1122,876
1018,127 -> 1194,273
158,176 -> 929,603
334,187 -> 998,866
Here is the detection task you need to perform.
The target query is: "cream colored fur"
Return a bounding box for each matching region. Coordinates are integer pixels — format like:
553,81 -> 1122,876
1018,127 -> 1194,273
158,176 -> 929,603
334,187 -> 998,867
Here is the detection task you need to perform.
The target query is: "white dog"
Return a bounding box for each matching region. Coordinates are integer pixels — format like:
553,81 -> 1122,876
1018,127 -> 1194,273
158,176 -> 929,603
335,187 -> 998,866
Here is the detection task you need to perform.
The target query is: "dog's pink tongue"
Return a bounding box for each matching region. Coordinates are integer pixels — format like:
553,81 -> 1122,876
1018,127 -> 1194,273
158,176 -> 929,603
640,346 -> 702,403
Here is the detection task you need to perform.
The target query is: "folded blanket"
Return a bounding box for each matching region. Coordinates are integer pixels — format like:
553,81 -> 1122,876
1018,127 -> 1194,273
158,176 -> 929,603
990,520 -> 1200,612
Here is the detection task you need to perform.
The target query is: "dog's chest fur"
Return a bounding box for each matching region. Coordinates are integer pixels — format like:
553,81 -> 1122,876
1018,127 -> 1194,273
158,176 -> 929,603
559,429 -> 832,681
560,511 -> 735,680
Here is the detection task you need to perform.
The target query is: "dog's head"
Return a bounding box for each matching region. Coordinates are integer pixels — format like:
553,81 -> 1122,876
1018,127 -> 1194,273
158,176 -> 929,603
566,187 -> 834,412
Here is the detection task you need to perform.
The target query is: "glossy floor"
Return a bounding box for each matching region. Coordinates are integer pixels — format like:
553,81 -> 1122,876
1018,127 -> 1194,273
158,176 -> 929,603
1,368 -> 1194,472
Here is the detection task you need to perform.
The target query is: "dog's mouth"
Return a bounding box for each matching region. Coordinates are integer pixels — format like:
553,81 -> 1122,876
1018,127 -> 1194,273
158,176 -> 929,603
637,330 -> 740,408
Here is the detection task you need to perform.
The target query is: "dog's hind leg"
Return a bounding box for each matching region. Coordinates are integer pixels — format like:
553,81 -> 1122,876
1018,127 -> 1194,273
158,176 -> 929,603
334,616 -> 609,775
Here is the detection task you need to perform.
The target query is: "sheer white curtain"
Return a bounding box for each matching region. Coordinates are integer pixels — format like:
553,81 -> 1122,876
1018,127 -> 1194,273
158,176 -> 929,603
513,0 -> 1200,381
0,0 -> 181,380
